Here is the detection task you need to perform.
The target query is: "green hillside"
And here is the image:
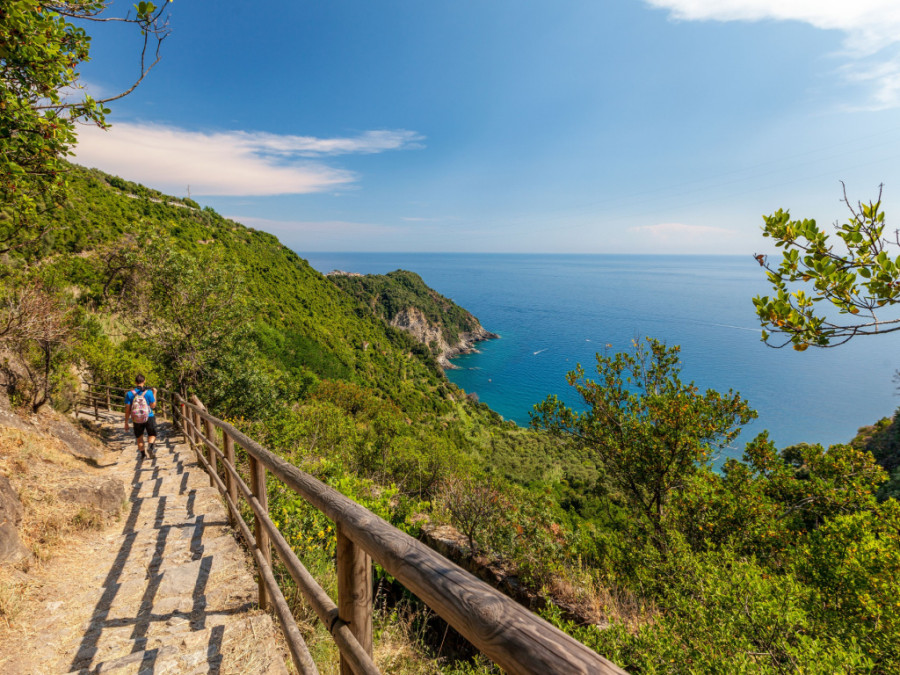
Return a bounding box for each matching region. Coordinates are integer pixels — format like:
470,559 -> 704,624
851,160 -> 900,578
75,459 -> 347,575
29,165 -> 468,413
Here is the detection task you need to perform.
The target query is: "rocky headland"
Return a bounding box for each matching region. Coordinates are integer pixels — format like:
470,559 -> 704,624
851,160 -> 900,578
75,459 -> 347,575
388,305 -> 499,368
327,269 -> 498,369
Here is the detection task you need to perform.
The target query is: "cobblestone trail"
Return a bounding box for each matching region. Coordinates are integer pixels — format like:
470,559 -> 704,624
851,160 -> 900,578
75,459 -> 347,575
3,411 -> 288,675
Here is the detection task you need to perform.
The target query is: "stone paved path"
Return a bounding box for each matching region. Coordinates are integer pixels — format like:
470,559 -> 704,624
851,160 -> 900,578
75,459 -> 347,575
2,410 -> 289,675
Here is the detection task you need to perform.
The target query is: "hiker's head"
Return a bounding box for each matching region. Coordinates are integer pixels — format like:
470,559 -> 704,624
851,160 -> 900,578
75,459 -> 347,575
135,374 -> 146,386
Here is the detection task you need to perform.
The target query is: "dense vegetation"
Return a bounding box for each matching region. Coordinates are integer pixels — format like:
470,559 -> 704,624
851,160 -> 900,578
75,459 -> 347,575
852,410 -> 900,501
2,165 -> 898,673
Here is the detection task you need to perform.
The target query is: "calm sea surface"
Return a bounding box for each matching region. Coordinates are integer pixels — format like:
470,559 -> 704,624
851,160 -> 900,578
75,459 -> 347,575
302,253 -> 898,459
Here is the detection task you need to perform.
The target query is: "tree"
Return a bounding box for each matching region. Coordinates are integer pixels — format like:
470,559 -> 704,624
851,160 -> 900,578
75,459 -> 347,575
1,0 -> 170,257
753,184 -> 900,350
672,433 -> 886,561
531,338 -> 756,549
0,282 -> 73,411
103,235 -> 245,393
440,475 -> 504,556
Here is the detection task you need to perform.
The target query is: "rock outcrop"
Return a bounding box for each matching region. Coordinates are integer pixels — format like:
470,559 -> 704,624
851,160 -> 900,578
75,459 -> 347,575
44,417 -> 104,462
59,477 -> 125,516
390,306 -> 498,368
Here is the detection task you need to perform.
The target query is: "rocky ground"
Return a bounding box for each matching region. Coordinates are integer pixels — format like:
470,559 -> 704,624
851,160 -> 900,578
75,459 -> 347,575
0,407 -> 289,674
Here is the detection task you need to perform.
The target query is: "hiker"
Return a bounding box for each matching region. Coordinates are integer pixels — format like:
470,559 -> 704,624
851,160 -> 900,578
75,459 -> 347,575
124,374 -> 157,459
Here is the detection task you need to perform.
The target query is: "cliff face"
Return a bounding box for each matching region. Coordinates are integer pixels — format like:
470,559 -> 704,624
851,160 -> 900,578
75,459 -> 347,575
389,306 -> 498,368
328,270 -> 498,369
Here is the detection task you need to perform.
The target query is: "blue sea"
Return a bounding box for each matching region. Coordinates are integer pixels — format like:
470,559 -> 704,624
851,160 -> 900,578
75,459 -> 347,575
303,253 -> 898,460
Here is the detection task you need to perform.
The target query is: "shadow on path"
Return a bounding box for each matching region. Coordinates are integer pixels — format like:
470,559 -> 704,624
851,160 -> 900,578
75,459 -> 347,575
66,417 -> 243,675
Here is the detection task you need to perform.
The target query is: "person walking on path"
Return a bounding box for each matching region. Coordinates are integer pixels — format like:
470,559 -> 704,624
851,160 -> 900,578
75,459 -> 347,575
124,374 -> 157,459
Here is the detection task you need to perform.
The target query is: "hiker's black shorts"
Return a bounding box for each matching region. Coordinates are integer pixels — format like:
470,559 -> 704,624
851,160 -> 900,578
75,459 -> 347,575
132,417 -> 157,438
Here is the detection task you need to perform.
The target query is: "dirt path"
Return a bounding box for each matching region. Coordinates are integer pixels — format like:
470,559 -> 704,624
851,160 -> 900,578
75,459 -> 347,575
0,410 -> 289,674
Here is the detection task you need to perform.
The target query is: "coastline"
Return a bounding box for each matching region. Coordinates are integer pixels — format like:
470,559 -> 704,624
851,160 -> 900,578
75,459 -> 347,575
441,328 -> 500,369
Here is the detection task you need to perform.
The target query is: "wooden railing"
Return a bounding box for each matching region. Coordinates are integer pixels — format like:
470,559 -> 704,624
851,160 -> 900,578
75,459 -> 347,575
78,382 -> 627,675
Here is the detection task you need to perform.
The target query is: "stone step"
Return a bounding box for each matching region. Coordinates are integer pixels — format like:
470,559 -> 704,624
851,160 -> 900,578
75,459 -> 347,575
64,609 -> 285,675
129,474 -> 216,500
115,459 -> 200,484
44,417 -> 291,674
121,504 -> 230,534
97,521 -> 237,576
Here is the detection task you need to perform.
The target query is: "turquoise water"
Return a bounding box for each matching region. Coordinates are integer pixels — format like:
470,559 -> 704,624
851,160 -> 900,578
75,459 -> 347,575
303,253 -> 898,458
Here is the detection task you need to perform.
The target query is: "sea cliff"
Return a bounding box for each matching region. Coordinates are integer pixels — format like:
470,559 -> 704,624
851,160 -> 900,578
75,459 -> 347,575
388,305 -> 498,368
327,269 -> 498,369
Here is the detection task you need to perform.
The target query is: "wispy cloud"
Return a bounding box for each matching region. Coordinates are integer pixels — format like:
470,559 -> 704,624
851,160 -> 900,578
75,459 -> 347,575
231,215 -> 407,252
838,53 -> 900,110
234,216 -> 401,237
245,129 -> 425,157
645,0 -> 900,109
629,222 -> 736,239
72,122 -> 425,196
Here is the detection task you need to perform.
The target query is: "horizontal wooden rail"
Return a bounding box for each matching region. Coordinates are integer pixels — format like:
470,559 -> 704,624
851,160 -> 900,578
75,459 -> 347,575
180,409 -> 378,675
86,383 -> 627,675
180,411 -> 319,674
78,383 -> 169,422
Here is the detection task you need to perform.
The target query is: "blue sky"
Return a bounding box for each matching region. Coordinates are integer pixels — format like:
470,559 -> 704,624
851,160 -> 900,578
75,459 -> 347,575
71,0 -> 900,254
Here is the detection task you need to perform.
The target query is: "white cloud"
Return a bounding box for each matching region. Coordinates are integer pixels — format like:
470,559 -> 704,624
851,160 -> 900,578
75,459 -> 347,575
645,1 -> 900,53
245,129 -> 425,157
838,55 -> 900,110
72,122 -> 424,196
629,222 -> 736,239
645,0 -> 900,108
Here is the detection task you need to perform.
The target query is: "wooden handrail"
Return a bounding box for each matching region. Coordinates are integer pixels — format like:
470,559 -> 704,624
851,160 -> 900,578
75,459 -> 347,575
83,383 -> 627,675
179,408 -> 378,675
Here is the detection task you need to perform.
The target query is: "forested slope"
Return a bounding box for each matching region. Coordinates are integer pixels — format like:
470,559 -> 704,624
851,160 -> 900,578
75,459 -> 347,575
31,165 -> 465,412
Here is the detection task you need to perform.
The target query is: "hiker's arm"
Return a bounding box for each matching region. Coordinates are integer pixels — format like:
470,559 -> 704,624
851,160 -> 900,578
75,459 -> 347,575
149,388 -> 157,409
124,402 -> 131,430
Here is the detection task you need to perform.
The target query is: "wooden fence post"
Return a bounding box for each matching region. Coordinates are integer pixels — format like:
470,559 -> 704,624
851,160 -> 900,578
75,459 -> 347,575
105,386 -> 111,411
337,524 -> 373,675
223,431 -> 237,527
203,416 -> 216,488
249,455 -> 271,610
93,391 -> 98,420
191,408 -> 200,449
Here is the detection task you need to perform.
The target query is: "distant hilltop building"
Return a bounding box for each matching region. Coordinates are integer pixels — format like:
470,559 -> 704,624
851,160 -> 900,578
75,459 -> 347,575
326,270 -> 364,277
